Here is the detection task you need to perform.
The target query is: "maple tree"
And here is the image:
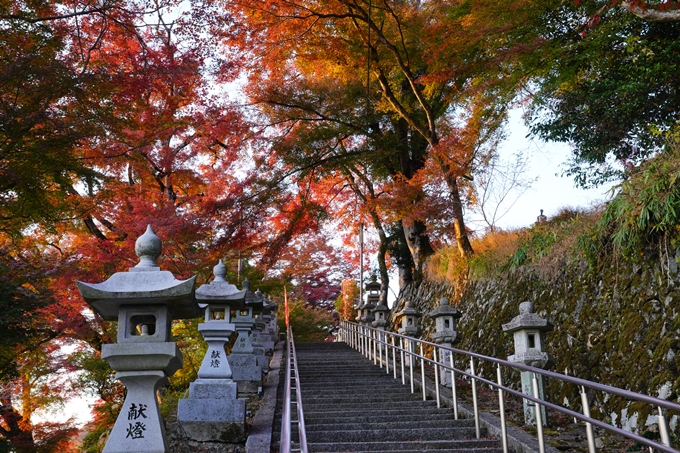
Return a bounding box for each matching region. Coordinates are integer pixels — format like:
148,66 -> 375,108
219,0 -> 533,290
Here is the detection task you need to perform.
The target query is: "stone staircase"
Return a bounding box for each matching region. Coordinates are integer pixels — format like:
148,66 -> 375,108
272,342 -> 505,453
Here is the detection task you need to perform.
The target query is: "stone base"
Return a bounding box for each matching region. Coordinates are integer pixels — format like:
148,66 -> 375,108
236,380 -> 261,396
230,354 -> 262,395
188,380 -> 237,399
177,398 -> 246,442
262,340 -> 275,355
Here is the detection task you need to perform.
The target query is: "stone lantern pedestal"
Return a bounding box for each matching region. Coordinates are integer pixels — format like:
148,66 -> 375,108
76,225 -> 199,453
177,260 -> 247,442
502,301 -> 554,427
429,297 -> 461,387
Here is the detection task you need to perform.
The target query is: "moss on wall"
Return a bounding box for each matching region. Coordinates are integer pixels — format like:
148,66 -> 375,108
395,253 -> 680,432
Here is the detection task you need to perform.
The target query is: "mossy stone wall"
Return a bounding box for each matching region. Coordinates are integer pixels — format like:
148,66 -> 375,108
395,256 -> 680,432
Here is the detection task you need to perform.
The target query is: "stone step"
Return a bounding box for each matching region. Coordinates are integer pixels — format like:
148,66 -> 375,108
304,419 -> 474,432
306,439 -> 503,453
281,411 -> 456,423
301,407 -> 457,418
299,399 -> 438,410
304,426 -> 485,443
302,412 -> 459,424
300,394 -> 426,404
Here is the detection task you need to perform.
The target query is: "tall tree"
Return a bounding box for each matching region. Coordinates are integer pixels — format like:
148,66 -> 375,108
221,0 -> 523,283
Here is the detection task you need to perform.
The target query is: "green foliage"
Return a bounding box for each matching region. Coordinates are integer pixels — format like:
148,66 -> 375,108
527,3 -> 680,187
277,299 -> 335,343
506,208 -> 585,269
581,136 -> 680,263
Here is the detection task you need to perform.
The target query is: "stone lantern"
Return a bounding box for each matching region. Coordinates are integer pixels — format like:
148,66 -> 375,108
76,225 -> 199,453
247,288 -> 269,373
177,260 -> 247,441
361,277 -> 380,326
371,280 -> 389,358
395,300 -> 421,366
261,295 -> 278,354
502,301 -> 554,426
396,300 -> 421,336
429,297 -> 461,387
229,278 -> 263,395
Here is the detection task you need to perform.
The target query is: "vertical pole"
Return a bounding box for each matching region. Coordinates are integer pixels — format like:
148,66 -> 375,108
373,330 -> 377,365
359,224 -> 364,306
420,343 -> 426,401
434,348 -> 441,408
658,406 -> 672,448
409,341 -> 415,393
533,373 -> 546,453
400,337 -> 406,385
470,358 -> 480,439
580,386 -> 596,453
384,332 -> 389,373
497,366 -> 509,453
392,337 -> 397,379
450,352 -> 458,420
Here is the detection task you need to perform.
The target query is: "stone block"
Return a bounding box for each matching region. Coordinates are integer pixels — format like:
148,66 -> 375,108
102,342 -> 183,375
189,380 -> 237,399
177,398 -> 246,442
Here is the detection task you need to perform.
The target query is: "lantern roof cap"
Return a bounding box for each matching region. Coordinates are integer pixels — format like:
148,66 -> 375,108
76,225 -> 198,320
195,260 -> 246,309
502,301 -> 553,333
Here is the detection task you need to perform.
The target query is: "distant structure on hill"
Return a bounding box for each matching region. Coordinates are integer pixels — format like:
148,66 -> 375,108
536,209 -> 547,224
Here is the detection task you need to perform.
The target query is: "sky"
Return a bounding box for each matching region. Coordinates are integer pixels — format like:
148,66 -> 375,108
470,108 -> 618,231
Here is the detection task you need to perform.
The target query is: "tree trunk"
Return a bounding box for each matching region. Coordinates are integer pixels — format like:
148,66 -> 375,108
401,219 -> 434,283
444,175 -> 474,257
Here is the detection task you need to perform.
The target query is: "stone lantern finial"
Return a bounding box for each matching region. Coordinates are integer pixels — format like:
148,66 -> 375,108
213,260 -> 227,282
133,224 -> 162,271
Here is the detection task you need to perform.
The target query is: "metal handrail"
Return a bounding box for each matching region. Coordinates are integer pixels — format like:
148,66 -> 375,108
341,321 -> 679,453
280,327 -> 308,453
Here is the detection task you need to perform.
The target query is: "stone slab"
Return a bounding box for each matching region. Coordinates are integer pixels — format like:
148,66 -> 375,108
177,398 -> 246,442
189,380 -> 237,399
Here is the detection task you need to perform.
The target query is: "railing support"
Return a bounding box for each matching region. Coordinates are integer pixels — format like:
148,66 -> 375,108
497,365 -> 509,453
420,343 -> 426,401
450,351 -> 458,420
434,348 -> 441,408
581,386 -> 596,453
533,373 -> 546,453
470,358 -> 480,439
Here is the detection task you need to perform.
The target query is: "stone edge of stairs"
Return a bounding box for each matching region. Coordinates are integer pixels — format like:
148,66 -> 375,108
246,341 -> 284,453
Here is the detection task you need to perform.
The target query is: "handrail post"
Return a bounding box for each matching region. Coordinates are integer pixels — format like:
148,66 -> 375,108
470,358 -> 481,439
434,348 -> 441,408
497,365 -> 509,453
400,337 -> 406,385
533,373 -> 546,453
392,336 -> 397,379
420,343 -> 426,401
409,340 -> 415,393
581,386 -> 596,453
658,406 -> 672,448
373,329 -> 378,365
450,350 -> 458,420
